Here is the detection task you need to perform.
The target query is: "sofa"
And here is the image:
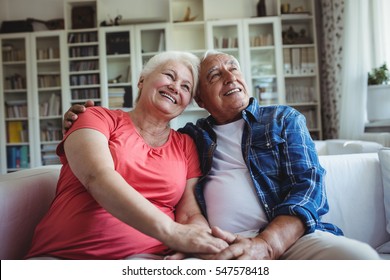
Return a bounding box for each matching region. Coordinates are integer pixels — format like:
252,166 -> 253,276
1,150 -> 390,260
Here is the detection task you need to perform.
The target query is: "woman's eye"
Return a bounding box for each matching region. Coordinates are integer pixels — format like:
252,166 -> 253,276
182,85 -> 191,92
165,73 -> 174,79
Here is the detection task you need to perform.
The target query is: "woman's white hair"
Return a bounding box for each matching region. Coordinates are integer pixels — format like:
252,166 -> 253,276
140,51 -> 200,96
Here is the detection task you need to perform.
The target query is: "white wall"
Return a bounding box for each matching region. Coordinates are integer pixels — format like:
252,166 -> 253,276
0,0 -> 64,22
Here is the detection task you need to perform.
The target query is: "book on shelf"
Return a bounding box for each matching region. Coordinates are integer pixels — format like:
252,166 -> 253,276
158,31 -> 165,52
7,121 -> 24,143
6,100 -> 28,118
7,146 -> 29,169
283,48 -> 292,74
300,48 -> 308,74
291,48 -> 301,74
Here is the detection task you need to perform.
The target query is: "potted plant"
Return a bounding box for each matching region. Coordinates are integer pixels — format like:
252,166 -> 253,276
366,63 -> 390,122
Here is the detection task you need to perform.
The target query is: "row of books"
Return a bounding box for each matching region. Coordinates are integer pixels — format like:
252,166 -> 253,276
68,32 -> 98,44
70,74 -> 100,86
4,74 -> 26,90
249,33 -> 273,47
71,88 -> 100,99
108,86 -> 133,108
36,47 -> 59,60
69,46 -> 98,58
40,125 -> 62,142
70,60 -> 99,72
283,48 -> 316,75
41,144 -> 61,166
5,100 -> 28,118
213,36 -> 239,49
2,45 -> 25,62
40,93 -> 61,117
7,146 -> 29,169
286,85 -> 315,103
300,109 -> 317,129
38,74 -> 61,88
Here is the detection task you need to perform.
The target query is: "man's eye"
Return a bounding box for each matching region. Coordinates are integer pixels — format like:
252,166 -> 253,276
210,73 -> 220,82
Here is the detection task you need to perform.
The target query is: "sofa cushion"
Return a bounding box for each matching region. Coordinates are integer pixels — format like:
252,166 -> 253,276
315,139 -> 383,155
320,153 -> 390,248
378,148 -> 390,248
0,166 -> 60,259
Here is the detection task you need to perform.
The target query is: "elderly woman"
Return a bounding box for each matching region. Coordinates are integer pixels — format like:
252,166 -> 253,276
25,51 -> 229,260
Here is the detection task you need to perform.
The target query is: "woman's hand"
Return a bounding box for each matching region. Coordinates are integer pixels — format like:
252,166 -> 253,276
164,226 -> 237,259
161,223 -> 230,256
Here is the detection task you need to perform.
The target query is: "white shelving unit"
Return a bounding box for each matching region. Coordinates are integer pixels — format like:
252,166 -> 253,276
0,0 -> 323,173
0,33 -> 35,174
30,30 -> 68,167
277,0 -> 322,139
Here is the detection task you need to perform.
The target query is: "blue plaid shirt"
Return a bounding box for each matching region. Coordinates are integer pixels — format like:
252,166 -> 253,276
179,98 -> 342,235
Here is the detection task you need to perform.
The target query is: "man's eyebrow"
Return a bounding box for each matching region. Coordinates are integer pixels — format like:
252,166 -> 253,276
227,59 -> 238,67
206,66 -> 218,78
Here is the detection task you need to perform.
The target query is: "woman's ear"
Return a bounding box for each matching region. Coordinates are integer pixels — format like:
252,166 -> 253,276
194,90 -> 204,108
138,76 -> 144,89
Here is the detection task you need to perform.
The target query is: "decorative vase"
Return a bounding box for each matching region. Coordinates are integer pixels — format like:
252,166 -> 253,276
257,0 -> 266,17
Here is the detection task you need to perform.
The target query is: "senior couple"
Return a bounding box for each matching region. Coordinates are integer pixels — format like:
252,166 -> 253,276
25,50 -> 380,260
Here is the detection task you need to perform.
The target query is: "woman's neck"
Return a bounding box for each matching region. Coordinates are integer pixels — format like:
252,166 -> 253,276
128,110 -> 171,147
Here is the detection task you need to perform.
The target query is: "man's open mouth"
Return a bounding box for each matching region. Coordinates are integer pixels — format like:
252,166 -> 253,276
224,88 -> 241,96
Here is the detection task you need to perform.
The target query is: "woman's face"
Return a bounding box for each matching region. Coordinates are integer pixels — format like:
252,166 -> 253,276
138,60 -> 194,118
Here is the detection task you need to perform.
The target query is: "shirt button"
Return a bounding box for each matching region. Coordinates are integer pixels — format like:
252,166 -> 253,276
266,143 -> 271,147
264,203 -> 269,208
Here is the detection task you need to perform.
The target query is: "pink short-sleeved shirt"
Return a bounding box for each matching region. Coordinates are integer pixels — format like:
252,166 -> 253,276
26,107 -> 201,259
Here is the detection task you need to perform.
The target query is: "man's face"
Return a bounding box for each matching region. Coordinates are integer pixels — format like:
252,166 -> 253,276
196,53 -> 250,124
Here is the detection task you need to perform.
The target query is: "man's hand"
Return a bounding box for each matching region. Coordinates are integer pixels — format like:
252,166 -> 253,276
63,100 -> 95,133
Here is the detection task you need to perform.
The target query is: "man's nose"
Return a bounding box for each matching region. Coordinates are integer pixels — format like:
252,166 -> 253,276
223,71 -> 237,84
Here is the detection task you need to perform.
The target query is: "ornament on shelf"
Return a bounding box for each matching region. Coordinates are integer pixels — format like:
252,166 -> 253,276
257,0 -> 266,17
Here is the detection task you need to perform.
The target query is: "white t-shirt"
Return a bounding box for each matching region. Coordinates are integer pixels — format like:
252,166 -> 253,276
204,119 -> 268,237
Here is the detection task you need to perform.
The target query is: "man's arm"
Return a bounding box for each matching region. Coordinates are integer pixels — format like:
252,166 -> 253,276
62,100 -> 95,133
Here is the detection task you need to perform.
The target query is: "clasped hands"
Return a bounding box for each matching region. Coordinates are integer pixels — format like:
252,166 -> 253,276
167,226 -> 273,260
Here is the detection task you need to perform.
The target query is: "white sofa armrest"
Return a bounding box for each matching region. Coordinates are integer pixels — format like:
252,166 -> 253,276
320,153 -> 390,248
0,165 -> 61,259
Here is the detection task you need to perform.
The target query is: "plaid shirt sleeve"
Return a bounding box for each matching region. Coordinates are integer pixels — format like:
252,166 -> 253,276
245,103 -> 341,235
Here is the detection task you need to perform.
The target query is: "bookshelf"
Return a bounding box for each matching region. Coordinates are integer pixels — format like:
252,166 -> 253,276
0,33 -> 34,173
99,26 -> 135,110
30,31 -> 68,166
0,0 -> 324,173
277,0 -> 322,140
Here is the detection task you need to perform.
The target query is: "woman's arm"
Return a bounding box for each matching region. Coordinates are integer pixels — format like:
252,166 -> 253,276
64,128 -> 228,254
175,178 -> 210,228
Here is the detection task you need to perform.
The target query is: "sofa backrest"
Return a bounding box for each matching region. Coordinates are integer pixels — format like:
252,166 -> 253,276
0,166 -> 61,260
320,153 -> 390,248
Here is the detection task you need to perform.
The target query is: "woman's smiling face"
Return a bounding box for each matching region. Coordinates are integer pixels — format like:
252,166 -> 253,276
138,60 -> 194,117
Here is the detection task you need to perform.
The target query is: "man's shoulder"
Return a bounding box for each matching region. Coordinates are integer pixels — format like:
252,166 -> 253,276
257,105 -> 299,121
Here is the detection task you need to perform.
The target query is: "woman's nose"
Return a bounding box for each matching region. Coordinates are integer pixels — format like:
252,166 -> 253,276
168,83 -> 178,93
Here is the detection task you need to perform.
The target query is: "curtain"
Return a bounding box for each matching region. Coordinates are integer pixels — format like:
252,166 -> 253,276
319,0 -> 345,139
320,0 -> 390,139
338,0 -> 371,139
